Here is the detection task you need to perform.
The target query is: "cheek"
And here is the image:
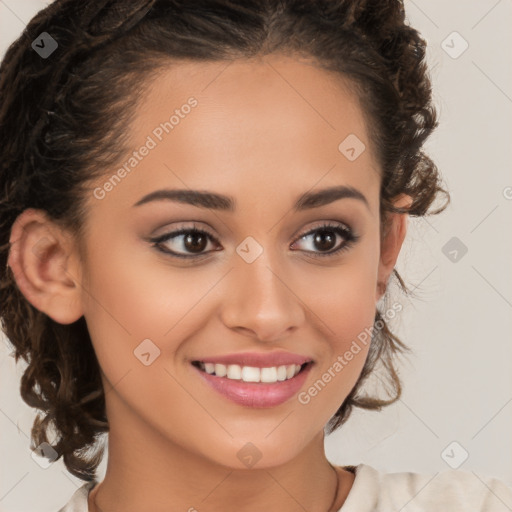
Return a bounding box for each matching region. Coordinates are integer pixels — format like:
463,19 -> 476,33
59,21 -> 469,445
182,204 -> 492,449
80,235 -> 232,410
293,284 -> 375,438
79,244 -> 222,451
297,230 -> 380,341
290,237 -> 379,417
81,233 -> 198,335
79,238 -> 177,377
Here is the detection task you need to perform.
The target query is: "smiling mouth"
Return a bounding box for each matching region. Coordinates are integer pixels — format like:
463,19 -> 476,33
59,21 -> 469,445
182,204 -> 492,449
191,361 -> 312,384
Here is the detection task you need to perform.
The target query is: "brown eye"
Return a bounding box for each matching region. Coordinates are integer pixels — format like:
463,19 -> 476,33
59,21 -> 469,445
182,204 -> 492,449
181,231 -> 209,253
291,222 -> 359,258
150,227 -> 219,258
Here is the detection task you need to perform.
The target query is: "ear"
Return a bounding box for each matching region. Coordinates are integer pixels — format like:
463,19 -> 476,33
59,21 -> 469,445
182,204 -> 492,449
7,208 -> 84,324
376,194 -> 412,302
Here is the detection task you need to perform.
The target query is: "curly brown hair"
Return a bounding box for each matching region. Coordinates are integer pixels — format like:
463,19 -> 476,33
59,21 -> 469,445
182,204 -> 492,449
0,0 -> 449,482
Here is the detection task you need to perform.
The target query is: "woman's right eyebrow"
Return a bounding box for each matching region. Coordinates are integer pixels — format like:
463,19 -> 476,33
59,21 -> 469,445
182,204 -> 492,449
132,185 -> 370,212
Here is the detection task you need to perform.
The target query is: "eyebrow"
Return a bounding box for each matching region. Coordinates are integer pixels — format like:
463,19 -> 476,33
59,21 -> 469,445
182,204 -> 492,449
132,185 -> 370,212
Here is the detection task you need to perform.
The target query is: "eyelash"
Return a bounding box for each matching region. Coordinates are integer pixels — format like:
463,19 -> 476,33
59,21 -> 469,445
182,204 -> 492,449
149,221 -> 360,260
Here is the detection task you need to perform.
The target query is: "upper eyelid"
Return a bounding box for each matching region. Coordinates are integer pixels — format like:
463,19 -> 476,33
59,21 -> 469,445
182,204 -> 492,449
298,222 -> 352,236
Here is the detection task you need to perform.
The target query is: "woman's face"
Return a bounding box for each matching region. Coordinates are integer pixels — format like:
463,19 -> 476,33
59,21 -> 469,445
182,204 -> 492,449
76,54 -> 397,468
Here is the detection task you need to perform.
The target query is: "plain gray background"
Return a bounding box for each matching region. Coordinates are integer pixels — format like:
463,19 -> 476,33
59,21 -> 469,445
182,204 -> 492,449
1,0 -> 511,510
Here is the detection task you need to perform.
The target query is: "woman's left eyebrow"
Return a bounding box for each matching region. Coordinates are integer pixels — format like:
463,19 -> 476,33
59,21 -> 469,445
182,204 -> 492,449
132,185 -> 370,212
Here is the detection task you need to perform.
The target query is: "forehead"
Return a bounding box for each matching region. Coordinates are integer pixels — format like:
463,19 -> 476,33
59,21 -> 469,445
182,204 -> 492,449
89,54 -> 381,214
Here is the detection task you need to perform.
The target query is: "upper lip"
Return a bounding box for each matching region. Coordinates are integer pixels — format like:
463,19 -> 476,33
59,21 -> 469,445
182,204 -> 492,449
193,351 -> 313,368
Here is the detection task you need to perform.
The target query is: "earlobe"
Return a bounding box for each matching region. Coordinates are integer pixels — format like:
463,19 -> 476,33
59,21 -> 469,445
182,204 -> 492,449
375,194 -> 412,302
7,208 -> 84,325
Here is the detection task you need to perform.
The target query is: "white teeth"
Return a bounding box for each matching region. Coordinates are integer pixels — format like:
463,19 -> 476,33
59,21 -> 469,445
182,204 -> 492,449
227,364 -> 242,380
214,363 -> 227,377
204,363 -> 215,374
241,366 -> 260,382
198,362 -> 305,383
276,365 -> 287,381
260,367 -> 277,383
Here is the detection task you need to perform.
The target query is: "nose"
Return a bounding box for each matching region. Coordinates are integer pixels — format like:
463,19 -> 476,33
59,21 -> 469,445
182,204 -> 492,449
219,255 -> 305,342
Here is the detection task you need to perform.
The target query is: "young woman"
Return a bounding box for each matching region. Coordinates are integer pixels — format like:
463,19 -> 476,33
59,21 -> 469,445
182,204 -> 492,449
1,1 -> 510,511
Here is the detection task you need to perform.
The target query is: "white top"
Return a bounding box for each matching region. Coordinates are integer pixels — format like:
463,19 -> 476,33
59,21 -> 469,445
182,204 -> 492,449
58,463 -> 512,511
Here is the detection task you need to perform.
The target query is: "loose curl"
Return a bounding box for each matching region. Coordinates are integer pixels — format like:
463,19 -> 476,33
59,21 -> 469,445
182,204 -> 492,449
0,0 -> 449,482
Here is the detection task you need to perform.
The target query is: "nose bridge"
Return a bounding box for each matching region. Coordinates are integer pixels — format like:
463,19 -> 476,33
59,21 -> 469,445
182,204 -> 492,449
220,240 -> 305,341
239,247 -> 284,302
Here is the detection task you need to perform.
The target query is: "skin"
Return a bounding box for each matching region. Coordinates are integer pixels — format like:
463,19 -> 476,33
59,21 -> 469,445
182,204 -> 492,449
8,53 -> 410,512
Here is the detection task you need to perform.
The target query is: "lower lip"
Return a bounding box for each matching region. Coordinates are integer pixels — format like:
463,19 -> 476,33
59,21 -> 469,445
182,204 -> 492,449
192,363 -> 313,408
